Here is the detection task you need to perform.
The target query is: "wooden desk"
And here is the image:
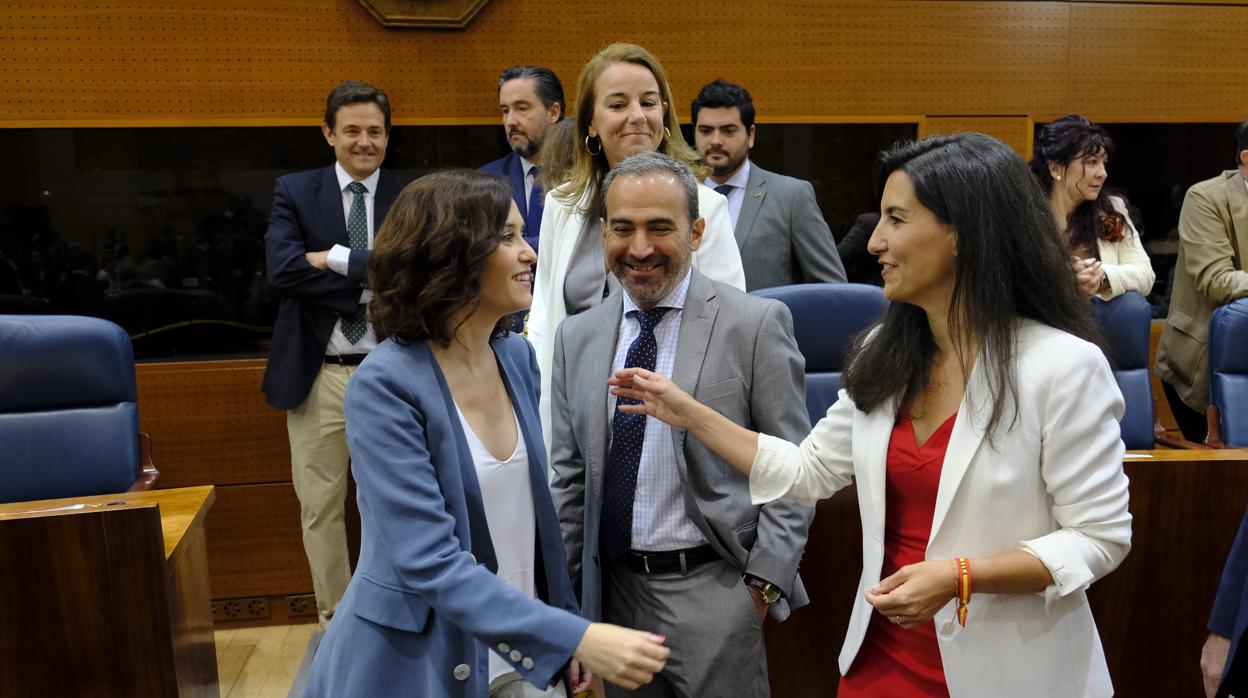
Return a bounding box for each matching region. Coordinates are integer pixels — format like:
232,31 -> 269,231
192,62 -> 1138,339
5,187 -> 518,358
763,449 -> 1248,697
0,486 -> 219,697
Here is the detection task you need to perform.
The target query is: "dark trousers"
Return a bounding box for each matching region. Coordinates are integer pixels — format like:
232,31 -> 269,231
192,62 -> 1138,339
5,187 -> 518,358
1162,380 -> 1209,443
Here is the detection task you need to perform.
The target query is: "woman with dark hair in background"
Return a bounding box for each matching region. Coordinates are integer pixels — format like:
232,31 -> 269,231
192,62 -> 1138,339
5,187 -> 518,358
609,133 -> 1132,696
304,170 -> 668,698
1030,115 -> 1155,300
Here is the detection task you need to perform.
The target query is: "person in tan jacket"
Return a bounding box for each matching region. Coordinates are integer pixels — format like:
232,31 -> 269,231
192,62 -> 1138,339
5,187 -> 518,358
1156,119 -> 1248,442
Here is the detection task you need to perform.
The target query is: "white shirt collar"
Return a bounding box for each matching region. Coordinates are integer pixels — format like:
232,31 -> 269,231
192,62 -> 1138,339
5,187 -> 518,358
521,156 -> 538,178
334,161 -> 381,194
621,267 -> 692,317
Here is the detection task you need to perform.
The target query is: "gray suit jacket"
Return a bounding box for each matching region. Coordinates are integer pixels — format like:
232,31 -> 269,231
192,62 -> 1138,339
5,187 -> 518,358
734,163 -> 846,290
549,269 -> 813,623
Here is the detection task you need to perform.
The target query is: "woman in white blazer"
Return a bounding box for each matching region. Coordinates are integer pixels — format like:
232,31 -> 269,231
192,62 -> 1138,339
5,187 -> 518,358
1030,114 -> 1155,301
528,43 -> 745,444
609,133 -> 1132,697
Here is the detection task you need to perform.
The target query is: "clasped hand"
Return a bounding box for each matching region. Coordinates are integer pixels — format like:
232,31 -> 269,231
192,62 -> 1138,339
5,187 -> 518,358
864,560 -> 957,630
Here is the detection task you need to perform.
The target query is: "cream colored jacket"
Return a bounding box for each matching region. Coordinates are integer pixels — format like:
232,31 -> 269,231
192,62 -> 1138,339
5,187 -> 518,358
1095,196 -> 1154,300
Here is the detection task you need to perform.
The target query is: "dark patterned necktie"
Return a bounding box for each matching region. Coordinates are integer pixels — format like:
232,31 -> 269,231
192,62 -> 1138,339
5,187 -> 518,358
342,181 -> 369,344
714,183 -> 733,197
600,306 -> 672,561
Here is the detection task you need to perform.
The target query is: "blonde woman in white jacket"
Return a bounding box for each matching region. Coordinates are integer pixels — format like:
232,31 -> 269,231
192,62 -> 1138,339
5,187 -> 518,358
527,43 -> 744,445
610,133 -> 1132,697
1031,114 -> 1155,301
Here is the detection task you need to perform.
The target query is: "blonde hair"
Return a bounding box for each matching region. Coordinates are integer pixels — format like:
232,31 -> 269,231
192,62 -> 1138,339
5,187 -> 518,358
556,42 -> 707,216
538,119 -> 577,192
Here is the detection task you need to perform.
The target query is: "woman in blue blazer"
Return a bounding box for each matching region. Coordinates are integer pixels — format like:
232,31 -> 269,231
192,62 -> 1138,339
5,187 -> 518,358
304,170 -> 668,697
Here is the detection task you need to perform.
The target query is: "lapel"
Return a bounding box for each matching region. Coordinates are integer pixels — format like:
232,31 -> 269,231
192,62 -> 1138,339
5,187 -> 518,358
668,271 -> 718,465
373,170 -> 399,235
507,154 -> 529,219
421,342 -> 499,573
928,353 -> 991,545
734,163 -> 767,249
317,166 -> 349,245
856,401 -> 898,541
584,294 -> 624,507
1227,171 -> 1248,268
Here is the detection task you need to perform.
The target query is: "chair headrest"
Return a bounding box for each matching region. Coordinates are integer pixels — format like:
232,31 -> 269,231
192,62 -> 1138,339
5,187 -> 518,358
0,315 -> 136,412
751,283 -> 888,372
1090,292 -> 1151,369
1211,298 -> 1248,374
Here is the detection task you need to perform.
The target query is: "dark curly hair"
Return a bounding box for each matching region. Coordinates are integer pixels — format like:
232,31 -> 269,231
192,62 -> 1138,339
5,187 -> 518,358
1029,115 -> 1127,255
369,170 -> 516,346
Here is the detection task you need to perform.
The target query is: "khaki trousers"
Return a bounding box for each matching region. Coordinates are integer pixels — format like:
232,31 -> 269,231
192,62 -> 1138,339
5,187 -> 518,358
286,363 -> 355,620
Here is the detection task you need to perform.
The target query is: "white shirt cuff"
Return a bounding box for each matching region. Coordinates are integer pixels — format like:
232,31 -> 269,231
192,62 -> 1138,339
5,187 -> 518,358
327,244 -> 351,276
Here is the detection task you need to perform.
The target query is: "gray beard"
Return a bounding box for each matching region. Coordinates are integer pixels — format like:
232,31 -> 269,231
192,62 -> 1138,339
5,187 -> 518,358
513,138 -> 542,159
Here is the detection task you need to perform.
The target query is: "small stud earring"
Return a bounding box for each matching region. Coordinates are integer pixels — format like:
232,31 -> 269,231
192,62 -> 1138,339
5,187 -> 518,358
1054,175 -> 1063,181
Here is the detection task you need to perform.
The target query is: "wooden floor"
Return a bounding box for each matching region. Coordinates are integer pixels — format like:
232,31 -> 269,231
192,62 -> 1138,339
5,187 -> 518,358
215,623 -> 318,698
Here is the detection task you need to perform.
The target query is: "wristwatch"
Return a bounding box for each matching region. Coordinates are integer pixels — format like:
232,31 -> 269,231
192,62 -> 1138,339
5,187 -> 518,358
743,574 -> 782,604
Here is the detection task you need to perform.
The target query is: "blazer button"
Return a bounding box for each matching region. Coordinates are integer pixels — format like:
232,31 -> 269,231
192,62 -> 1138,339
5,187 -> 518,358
509,649 -> 523,662
453,663 -> 471,681
498,643 -> 510,653
522,657 -> 534,670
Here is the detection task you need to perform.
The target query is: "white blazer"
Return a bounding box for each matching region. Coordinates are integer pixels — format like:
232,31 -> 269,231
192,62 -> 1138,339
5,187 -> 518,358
750,321 -> 1132,698
1095,196 -> 1155,300
528,183 -> 746,449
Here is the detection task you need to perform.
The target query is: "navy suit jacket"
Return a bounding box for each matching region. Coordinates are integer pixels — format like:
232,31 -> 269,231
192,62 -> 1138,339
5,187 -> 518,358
304,333 -> 589,697
482,151 -> 542,251
261,164 -> 401,410
1211,505 -> 1248,696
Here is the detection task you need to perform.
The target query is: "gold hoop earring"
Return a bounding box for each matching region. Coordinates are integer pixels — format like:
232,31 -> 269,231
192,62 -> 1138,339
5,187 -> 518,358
584,135 -> 602,156
663,127 -> 672,142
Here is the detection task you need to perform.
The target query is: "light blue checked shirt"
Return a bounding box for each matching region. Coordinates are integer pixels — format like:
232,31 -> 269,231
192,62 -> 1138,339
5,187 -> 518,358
608,269 -> 707,552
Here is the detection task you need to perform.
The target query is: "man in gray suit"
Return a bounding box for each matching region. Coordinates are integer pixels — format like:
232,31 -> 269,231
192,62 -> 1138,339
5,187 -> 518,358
691,80 -> 846,291
549,152 -> 812,697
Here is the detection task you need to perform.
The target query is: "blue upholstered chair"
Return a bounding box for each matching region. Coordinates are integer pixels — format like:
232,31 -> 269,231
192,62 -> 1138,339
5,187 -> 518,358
1090,291 -> 1155,450
1209,298 -> 1248,447
752,283 -> 888,426
0,315 -> 157,503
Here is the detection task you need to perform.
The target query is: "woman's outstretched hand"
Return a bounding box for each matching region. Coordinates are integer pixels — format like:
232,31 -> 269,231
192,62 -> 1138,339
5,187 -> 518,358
864,560 -> 956,629
573,623 -> 669,690
609,368 -> 700,430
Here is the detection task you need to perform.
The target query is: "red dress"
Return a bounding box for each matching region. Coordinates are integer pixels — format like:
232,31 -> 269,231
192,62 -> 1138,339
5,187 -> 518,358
837,411 -> 957,698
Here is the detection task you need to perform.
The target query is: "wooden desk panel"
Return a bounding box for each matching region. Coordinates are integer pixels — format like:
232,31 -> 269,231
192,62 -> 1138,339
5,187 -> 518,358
0,486 -> 218,697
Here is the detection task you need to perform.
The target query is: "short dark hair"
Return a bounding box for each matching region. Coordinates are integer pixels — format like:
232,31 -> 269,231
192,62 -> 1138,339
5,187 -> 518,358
845,133 -> 1100,440
324,80 -> 392,133
368,170 -> 515,346
1235,119 -> 1248,166
601,151 -> 700,226
498,66 -> 565,119
690,79 -> 755,130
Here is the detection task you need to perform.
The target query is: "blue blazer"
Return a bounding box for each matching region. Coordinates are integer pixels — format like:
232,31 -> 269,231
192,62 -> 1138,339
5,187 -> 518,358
1211,505 -> 1248,695
261,164 -> 401,410
304,333 -> 589,697
482,152 -> 542,252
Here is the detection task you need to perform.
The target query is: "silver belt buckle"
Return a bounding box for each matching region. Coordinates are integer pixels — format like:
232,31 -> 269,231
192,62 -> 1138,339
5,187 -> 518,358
643,554 -> 651,574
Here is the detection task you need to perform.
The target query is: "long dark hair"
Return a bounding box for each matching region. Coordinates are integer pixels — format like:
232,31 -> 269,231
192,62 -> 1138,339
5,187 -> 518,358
369,169 -> 515,346
1029,115 -> 1127,255
843,133 -> 1101,438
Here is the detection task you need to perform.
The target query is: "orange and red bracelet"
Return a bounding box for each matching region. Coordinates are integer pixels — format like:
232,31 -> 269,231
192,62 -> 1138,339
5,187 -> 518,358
950,556 -> 972,626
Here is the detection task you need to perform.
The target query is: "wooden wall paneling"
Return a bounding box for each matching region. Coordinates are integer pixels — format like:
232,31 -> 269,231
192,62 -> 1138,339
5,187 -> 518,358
919,116 -> 1035,158
205,482 -> 312,600
136,359 -> 289,487
1070,3 -> 1248,121
1,1 -> 1071,125
1088,451 -> 1248,697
